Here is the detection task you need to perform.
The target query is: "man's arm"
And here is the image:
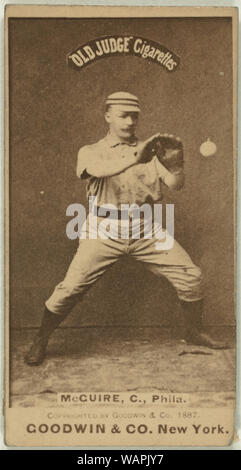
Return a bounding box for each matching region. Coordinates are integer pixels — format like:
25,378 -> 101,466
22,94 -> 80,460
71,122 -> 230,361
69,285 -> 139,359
77,147 -> 138,179
76,135 -> 161,179
155,158 -> 185,190
153,134 -> 185,191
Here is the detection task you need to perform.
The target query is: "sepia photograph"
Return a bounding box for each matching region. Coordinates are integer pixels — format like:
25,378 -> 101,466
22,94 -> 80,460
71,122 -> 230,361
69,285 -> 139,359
4,5 -> 238,446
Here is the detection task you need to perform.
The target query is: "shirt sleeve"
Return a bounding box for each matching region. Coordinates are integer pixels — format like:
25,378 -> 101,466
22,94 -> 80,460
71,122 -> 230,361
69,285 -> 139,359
153,156 -> 169,182
76,145 -> 92,179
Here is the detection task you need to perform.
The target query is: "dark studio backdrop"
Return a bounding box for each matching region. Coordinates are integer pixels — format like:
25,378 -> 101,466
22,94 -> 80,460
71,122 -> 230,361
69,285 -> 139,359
9,17 -> 234,329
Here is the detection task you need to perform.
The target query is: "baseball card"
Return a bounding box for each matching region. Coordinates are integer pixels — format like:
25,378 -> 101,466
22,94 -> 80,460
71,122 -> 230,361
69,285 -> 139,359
4,4 -> 238,447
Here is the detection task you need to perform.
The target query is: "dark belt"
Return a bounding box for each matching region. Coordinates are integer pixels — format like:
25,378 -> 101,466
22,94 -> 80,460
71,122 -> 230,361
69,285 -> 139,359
93,206 -> 151,220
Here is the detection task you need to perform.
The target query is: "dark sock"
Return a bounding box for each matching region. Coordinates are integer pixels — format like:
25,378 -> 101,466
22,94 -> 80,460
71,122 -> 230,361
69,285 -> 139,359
38,307 -> 68,339
180,299 -> 204,332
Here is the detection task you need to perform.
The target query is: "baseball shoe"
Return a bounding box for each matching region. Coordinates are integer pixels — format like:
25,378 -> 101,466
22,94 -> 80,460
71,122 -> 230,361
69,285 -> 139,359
24,335 -> 49,366
184,329 -> 229,349
181,299 -> 229,349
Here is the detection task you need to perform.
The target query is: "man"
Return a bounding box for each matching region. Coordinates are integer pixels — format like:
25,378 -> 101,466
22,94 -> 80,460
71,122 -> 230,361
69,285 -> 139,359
25,91 -> 226,366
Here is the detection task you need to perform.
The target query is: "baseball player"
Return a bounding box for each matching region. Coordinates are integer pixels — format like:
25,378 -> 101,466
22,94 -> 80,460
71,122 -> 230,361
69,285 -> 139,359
25,91 -> 226,366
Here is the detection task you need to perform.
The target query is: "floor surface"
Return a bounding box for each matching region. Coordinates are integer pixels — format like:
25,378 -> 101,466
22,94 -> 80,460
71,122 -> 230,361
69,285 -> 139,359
9,326 -> 235,407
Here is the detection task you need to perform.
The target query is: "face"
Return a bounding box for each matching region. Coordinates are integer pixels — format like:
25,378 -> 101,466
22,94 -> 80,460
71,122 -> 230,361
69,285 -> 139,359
105,106 -> 139,140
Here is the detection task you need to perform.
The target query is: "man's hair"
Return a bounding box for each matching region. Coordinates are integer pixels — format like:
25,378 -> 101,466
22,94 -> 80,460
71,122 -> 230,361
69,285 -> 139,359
105,104 -> 112,113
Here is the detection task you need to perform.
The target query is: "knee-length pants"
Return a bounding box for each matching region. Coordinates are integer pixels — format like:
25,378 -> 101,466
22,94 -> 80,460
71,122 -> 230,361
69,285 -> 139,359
46,216 -> 203,315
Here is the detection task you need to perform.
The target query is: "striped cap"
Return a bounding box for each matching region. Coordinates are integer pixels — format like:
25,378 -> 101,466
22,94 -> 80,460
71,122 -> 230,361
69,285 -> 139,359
106,92 -> 140,112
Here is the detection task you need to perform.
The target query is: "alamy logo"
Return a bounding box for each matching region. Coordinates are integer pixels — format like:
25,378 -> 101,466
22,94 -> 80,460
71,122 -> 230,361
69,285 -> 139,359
66,197 -> 175,250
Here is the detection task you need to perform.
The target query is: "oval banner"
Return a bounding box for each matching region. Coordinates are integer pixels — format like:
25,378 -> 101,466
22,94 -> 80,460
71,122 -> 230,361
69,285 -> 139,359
67,35 -> 180,72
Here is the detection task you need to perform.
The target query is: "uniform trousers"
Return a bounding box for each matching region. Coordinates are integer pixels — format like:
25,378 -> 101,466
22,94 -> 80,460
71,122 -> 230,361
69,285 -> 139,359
46,214 -> 203,315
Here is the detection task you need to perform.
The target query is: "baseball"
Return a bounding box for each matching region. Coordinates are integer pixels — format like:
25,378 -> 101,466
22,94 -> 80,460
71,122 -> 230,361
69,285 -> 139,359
200,138 -> 217,157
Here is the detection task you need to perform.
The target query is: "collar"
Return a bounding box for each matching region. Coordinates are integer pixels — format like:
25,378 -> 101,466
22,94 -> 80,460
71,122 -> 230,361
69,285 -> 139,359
105,133 -> 138,148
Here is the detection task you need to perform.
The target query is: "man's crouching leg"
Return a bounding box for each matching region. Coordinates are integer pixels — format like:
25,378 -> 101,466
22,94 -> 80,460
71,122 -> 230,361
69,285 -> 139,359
24,307 -> 69,366
180,299 -> 229,349
24,278 -> 86,366
171,262 -> 229,349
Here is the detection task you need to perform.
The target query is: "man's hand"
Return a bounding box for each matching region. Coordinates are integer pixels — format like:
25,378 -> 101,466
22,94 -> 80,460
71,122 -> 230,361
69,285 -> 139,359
135,133 -> 183,171
154,133 -> 185,190
155,133 -> 184,172
135,133 -> 162,163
